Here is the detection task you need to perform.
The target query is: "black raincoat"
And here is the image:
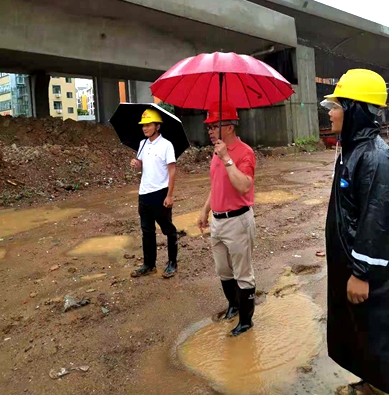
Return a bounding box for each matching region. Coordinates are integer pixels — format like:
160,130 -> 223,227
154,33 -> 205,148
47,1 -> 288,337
326,100 -> 389,392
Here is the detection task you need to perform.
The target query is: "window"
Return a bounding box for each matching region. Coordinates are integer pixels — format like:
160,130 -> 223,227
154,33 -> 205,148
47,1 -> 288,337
66,92 -> 73,99
68,107 -> 74,114
52,85 -> 61,95
65,78 -> 72,83
0,84 -> 11,95
53,101 -> 62,110
0,100 -> 12,111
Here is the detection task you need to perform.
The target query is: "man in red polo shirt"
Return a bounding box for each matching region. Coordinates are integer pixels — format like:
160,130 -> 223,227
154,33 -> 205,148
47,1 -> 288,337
198,101 -> 256,337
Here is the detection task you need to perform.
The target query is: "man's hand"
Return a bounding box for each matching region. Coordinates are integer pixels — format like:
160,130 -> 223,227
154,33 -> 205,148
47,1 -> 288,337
347,275 -> 369,304
131,159 -> 141,169
197,210 -> 210,233
163,196 -> 174,208
214,139 -> 229,162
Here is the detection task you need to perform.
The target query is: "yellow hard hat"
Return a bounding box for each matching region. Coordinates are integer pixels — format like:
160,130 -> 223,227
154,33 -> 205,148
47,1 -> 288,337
325,69 -> 387,107
138,108 -> 163,124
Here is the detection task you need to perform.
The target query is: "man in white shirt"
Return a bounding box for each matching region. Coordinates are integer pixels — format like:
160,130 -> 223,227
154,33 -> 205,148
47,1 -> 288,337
130,108 -> 178,278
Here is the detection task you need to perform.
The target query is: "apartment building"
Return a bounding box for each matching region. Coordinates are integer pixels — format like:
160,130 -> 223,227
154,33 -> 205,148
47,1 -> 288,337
49,77 -> 78,121
0,73 -> 32,117
76,80 -> 95,117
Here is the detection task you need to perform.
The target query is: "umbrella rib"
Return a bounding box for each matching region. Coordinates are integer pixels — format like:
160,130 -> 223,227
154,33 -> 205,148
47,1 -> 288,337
202,73 -> 214,110
248,73 -> 274,106
161,75 -> 185,107
265,75 -> 288,103
236,73 -> 251,108
181,73 -> 204,108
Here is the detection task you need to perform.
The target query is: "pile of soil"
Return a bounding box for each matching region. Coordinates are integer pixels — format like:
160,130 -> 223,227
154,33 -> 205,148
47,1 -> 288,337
0,116 -> 286,207
0,116 -> 215,206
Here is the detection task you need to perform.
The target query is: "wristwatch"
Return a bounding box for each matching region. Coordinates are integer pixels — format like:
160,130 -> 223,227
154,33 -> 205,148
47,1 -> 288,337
224,158 -> 234,167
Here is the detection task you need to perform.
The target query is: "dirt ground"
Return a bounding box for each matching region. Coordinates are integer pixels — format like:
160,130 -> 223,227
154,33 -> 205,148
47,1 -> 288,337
0,149 -> 359,395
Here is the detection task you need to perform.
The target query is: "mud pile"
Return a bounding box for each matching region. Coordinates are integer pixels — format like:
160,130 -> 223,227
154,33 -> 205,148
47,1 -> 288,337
0,116 -> 217,206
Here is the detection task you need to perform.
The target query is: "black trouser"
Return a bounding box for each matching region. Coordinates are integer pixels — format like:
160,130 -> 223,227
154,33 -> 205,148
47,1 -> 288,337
138,188 -> 177,268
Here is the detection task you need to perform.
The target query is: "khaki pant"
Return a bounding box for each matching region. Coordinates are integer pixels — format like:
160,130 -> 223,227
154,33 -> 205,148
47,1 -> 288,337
210,208 -> 255,289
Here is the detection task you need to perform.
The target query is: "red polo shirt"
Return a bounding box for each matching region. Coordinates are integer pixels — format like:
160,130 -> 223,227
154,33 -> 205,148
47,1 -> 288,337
210,139 -> 256,212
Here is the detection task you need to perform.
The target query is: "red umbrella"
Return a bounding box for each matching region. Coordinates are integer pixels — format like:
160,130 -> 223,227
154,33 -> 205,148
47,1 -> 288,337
150,52 -> 294,110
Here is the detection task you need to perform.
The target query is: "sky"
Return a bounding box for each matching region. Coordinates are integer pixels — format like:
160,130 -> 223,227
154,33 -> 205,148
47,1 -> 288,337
315,0 -> 389,27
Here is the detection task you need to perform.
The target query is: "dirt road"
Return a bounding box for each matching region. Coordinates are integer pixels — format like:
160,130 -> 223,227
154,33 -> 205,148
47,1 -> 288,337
0,150 -> 357,395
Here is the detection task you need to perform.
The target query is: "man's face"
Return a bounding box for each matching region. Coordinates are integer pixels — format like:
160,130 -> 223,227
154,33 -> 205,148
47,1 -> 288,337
328,99 -> 344,135
207,122 -> 234,144
142,122 -> 160,138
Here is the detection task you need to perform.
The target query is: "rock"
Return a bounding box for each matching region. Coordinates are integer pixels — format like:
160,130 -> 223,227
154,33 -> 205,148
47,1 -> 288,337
50,264 -> 60,272
123,254 -> 135,260
29,292 -> 37,298
316,251 -> 326,257
298,364 -> 313,373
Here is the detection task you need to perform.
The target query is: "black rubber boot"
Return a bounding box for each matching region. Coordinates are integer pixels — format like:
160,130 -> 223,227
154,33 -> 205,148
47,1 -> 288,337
131,265 -> 157,278
163,234 -> 178,278
142,232 -> 157,268
132,232 -> 157,277
230,287 -> 255,337
221,279 -> 239,320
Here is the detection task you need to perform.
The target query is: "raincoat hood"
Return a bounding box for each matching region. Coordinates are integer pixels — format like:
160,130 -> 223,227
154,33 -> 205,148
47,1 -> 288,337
340,99 -> 380,149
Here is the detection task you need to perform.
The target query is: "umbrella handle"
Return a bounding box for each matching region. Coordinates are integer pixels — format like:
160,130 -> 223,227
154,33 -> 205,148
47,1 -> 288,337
218,73 -> 224,141
136,139 -> 147,160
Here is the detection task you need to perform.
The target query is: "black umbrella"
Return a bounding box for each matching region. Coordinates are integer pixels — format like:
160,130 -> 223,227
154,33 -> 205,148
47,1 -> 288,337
109,103 -> 190,159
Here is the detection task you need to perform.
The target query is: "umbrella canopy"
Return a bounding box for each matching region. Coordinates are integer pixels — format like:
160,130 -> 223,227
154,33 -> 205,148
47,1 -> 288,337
150,52 -> 294,110
109,103 -> 190,159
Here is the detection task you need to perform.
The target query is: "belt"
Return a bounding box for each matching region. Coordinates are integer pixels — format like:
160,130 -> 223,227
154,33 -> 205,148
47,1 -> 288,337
213,206 -> 249,219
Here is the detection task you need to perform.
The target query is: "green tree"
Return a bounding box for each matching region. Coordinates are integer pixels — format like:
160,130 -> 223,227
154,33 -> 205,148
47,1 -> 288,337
157,102 -> 174,114
77,109 -> 89,116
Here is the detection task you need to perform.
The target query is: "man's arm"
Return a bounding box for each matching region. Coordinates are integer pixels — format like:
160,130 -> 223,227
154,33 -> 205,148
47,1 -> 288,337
198,191 -> 211,233
164,163 -> 176,208
347,151 -> 389,304
224,163 -> 253,195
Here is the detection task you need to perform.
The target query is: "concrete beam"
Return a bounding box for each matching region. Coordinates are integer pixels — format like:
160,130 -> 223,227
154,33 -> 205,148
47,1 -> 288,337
122,0 -> 297,47
1,0 -> 196,75
256,0 -> 389,38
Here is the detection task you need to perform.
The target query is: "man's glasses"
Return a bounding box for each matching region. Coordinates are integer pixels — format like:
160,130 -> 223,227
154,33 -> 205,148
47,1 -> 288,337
207,124 -> 233,131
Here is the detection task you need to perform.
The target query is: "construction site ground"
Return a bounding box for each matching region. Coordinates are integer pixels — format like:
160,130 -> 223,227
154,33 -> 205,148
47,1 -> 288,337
0,116 -> 359,394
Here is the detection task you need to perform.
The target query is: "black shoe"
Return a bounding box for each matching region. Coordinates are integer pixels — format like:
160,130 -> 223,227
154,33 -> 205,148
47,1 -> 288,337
230,287 -> 255,337
221,279 -> 239,320
131,265 -> 157,278
162,261 -> 177,278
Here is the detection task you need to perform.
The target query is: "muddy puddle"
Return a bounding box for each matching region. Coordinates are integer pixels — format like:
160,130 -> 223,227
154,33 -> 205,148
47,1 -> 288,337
0,207 -> 84,238
177,270 -> 324,395
172,191 -> 299,238
255,190 -> 299,205
173,211 -> 210,237
68,235 -> 135,259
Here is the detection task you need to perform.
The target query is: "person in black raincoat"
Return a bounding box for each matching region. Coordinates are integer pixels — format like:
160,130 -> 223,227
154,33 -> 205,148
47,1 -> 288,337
321,69 -> 389,395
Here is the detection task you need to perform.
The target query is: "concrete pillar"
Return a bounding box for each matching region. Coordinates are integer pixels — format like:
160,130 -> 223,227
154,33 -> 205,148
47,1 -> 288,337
288,45 -> 319,141
31,71 -> 50,118
127,80 -> 153,103
135,81 -> 153,103
230,45 -> 319,147
94,77 -> 120,124
128,81 -> 136,103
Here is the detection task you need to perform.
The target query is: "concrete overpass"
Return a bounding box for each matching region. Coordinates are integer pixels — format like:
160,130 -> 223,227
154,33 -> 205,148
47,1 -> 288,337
251,0 -> 389,79
0,0 -> 388,147
1,0 -> 299,135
